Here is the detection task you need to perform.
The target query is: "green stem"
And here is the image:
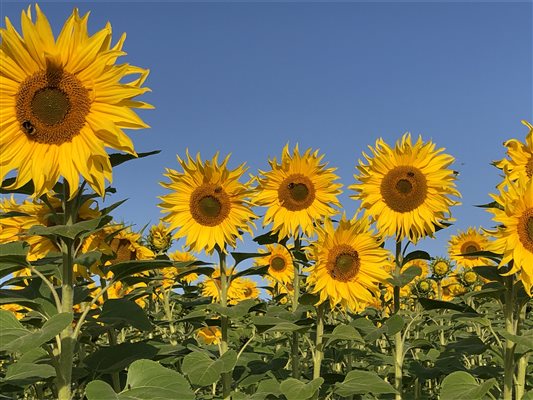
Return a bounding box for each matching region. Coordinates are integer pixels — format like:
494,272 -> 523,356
218,249 -> 232,399
503,275 -> 516,400
291,237 -> 301,379
393,240 -> 403,400
515,303 -> 528,400
436,280 -> 445,346
312,303 -> 325,400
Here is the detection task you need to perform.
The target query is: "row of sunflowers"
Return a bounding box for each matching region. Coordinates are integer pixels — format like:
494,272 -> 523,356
0,4 -> 531,400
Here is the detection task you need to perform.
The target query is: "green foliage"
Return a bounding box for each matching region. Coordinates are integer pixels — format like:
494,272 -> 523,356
440,371 -> 497,400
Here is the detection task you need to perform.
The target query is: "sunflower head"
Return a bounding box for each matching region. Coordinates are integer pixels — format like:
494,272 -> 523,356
147,222 -> 173,253
430,257 -> 453,279
169,250 -> 198,284
254,144 -> 342,239
306,215 -> 391,312
487,175 -> 533,296
1,5 -> 151,199
256,244 -> 294,285
197,326 -> 222,345
350,133 -> 460,243
448,227 -> 493,268
160,151 -> 256,254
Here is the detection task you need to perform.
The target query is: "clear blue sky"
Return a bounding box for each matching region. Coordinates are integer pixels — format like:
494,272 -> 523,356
2,1 -> 532,262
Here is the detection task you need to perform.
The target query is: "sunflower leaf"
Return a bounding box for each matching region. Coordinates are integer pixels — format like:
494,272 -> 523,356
402,250 -> 431,265
109,150 -> 161,167
231,252 -> 266,267
27,216 -> 112,241
418,298 -> 478,314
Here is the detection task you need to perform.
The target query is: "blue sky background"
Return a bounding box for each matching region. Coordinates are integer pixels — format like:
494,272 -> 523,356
1,1 -> 532,267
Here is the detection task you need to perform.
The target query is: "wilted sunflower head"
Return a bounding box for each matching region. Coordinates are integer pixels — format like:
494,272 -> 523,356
350,133 -> 460,243
159,151 -> 256,254
487,175 -> 533,297
254,144 -> 342,239
306,215 -> 391,312
494,120 -> 533,183
0,5 -> 151,199
147,222 -> 173,253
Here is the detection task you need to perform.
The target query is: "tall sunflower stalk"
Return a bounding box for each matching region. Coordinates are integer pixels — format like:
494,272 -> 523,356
291,236 -> 301,379
393,240 -> 404,400
217,248 -> 232,399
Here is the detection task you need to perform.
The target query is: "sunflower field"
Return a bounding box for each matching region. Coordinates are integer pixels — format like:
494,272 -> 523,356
0,5 -> 532,400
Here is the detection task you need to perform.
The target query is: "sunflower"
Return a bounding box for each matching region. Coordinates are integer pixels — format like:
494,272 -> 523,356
441,276 -> 466,301
201,268 -> 244,305
147,222 -> 173,253
160,152 -> 256,254
0,195 -> 99,262
197,326 -> 222,345
487,175 -> 533,296
0,5 -> 151,199
238,278 -> 260,301
430,257 -> 454,279
306,216 -> 391,312
169,249 -> 198,284
448,227 -> 494,268
350,133 -> 460,243
254,144 -> 342,239
255,244 -> 294,285
494,120 -> 533,182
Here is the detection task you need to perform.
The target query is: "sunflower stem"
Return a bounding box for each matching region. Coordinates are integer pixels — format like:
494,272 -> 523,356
503,274 -> 516,400
393,240 -> 403,400
515,302 -> 528,400
57,183 -> 78,400
312,303 -> 325,398
291,236 -> 301,379
218,248 -> 232,399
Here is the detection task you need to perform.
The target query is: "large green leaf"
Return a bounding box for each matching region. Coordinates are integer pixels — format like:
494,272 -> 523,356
324,324 -> 363,346
385,314 -> 405,336
109,150 -> 161,167
388,265 -> 422,287
418,298 -> 478,314
83,342 -> 158,373
2,362 -> 55,386
28,216 -> 112,241
181,351 -> 224,387
440,371 -> 497,400
279,377 -> 323,400
85,359 -> 194,400
98,299 -> 152,331
0,312 -> 72,354
209,299 -> 256,318
107,259 -> 175,281
402,250 -> 431,265
334,370 -> 398,396
250,379 -> 282,400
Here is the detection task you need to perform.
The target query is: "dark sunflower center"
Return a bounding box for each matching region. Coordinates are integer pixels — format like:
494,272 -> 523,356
327,244 -> 360,282
190,184 -> 231,227
244,287 -> 253,297
289,183 -> 309,202
460,241 -> 481,259
31,88 -> 70,125
527,217 -> 533,242
16,67 -> 90,145
270,256 -> 286,272
380,166 -> 428,213
199,196 -> 222,218
278,174 -> 316,211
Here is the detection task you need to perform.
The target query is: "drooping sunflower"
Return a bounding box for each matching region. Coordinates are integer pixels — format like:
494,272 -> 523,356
254,144 -> 342,239
448,227 -> 494,268
487,175 -> 533,296
306,216 -> 391,312
197,326 -> 222,345
494,120 -> 533,182
159,152 -> 256,254
350,134 -> 460,243
0,5 -> 151,198
255,244 -> 294,285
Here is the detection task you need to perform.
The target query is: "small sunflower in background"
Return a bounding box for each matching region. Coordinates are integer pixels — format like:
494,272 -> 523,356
197,326 -> 222,345
306,215 -> 391,312
350,133 -> 460,243
448,227 -> 494,269
254,144 -> 342,239
457,267 -> 480,288
494,120 -> 533,182
487,175 -> 533,296
441,276 -> 466,301
168,250 -> 198,284
255,244 -> 294,285
159,152 -> 256,254
238,279 -> 260,301
430,257 -> 454,280
0,5 -> 151,198
201,268 -> 245,305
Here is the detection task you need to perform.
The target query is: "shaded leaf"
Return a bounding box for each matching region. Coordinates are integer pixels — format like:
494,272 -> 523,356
3,362 -> 55,385
440,371 -> 497,400
98,299 -> 152,331
280,377 -> 323,400
334,370 -> 398,396
83,342 -> 158,373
